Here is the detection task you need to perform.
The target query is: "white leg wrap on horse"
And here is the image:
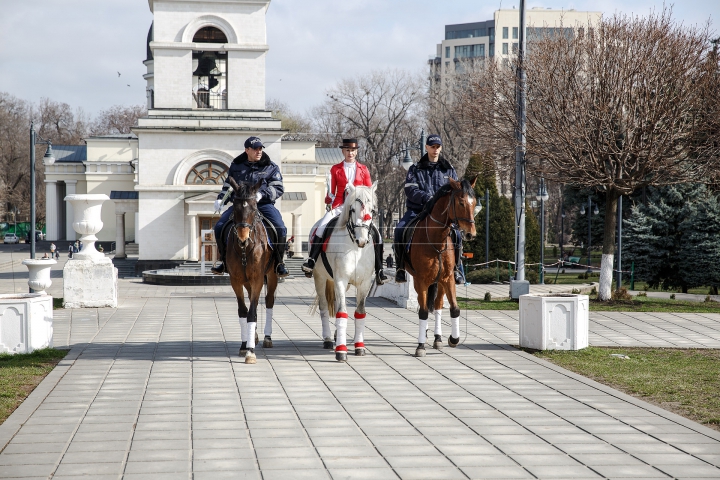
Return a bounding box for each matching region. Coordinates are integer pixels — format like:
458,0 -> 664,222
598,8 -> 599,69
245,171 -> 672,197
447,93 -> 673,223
247,322 -> 257,349
419,319 -> 428,344
240,317 -> 248,342
434,311 -> 443,336
320,310 -> 331,339
354,312 -> 366,347
264,308 -> 273,337
336,313 -> 348,350
451,316 -> 460,338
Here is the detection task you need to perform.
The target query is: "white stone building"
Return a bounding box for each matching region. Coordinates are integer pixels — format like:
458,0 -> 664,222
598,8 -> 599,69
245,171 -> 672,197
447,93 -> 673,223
45,0 -> 336,271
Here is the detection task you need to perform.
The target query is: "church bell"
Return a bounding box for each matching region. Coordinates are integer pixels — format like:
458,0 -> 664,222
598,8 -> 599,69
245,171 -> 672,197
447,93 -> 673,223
193,52 -> 221,77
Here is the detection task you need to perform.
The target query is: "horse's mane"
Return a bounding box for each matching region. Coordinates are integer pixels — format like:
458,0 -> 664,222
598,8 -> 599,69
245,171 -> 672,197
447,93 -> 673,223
338,185 -> 374,225
421,180 -> 475,216
233,182 -> 256,202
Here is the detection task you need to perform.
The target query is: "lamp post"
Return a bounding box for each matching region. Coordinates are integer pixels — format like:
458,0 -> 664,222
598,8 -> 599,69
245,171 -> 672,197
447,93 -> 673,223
536,179 -> 549,284
485,188 -> 490,268
580,196 -> 599,275
29,122 -> 55,265
560,192 -> 565,263
616,195 -> 623,291
513,0 -> 528,285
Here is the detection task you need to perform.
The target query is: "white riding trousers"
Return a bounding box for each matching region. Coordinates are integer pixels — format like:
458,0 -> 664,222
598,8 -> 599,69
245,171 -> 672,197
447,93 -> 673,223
315,207 -> 342,238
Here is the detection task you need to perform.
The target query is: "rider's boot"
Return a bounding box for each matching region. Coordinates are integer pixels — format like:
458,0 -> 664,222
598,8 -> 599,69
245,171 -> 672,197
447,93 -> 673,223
372,227 -> 387,285
301,235 -> 323,278
211,234 -> 226,275
394,245 -> 407,283
275,235 -> 290,278
453,229 -> 466,285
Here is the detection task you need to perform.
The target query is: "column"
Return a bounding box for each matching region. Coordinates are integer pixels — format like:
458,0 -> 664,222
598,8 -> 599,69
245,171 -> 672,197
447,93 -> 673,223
292,213 -> 302,253
65,180 -> 77,241
45,181 -> 58,241
188,215 -> 199,261
115,213 -> 126,259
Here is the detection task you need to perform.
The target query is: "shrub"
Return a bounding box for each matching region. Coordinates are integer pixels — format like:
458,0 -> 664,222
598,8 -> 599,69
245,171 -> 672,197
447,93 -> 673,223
526,269 -> 539,285
705,295 -> 714,303
612,288 -> 632,301
483,291 -> 492,302
571,288 -> 581,294
670,293 -> 676,300
590,287 -> 597,296
637,291 -> 648,297
466,268 -> 510,284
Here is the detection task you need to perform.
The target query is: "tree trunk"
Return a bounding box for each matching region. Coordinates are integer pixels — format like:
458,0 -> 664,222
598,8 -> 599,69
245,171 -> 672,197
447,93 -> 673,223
599,189 -> 619,301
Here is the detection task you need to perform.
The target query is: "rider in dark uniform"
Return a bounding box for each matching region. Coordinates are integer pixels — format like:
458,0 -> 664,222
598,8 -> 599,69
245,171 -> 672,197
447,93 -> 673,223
393,134 -> 465,285
212,136 -> 289,277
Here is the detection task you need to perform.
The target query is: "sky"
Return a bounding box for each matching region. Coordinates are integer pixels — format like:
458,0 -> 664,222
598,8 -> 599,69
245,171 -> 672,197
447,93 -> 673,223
1,0 -> 718,117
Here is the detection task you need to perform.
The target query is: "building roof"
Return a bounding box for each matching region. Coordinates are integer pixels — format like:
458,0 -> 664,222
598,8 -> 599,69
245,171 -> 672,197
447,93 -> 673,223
110,191 -> 139,200
52,145 -> 87,163
315,148 -> 343,165
146,22 -> 153,62
282,192 -> 307,201
87,133 -> 138,140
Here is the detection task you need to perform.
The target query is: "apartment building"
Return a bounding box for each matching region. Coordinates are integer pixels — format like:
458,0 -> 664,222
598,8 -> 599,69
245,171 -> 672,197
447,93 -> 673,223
430,8 -> 602,82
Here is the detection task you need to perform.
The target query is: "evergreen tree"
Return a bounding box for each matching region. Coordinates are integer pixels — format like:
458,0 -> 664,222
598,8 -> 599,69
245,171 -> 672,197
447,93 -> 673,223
623,184 -> 705,292
525,201 -> 540,264
678,194 -> 720,294
463,153 -> 514,264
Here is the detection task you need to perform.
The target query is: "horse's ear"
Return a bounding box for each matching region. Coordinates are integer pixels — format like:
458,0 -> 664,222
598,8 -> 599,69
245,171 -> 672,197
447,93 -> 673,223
470,174 -> 479,188
448,177 -> 461,189
252,180 -> 263,192
228,177 -> 240,191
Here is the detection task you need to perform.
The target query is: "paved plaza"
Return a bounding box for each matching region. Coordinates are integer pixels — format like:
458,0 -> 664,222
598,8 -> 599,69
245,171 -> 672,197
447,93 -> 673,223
0,251 -> 719,479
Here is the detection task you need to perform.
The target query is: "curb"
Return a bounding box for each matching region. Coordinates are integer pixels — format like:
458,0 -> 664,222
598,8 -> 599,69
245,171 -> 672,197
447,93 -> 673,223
0,346 -> 83,452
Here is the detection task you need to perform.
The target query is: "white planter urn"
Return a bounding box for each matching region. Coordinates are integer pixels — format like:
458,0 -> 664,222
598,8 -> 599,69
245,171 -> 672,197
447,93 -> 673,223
519,294 -> 589,351
22,259 -> 56,294
65,194 -> 109,260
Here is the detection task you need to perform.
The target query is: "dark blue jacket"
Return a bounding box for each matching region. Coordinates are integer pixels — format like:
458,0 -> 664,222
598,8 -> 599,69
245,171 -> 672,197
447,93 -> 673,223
218,151 -> 284,206
404,154 -> 458,213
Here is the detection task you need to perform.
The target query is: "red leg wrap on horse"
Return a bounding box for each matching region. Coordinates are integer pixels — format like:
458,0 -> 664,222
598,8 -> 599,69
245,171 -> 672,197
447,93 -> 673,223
335,345 -> 348,352
336,312 -> 349,319
354,312 -> 366,319
354,342 -> 365,348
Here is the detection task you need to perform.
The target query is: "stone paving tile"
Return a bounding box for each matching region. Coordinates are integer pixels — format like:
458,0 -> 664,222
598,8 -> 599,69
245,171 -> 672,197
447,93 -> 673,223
0,277 -> 719,479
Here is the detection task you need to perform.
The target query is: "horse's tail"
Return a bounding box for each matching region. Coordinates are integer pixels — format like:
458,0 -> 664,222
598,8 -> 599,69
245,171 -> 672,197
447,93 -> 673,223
325,279 -> 336,317
427,283 -> 438,313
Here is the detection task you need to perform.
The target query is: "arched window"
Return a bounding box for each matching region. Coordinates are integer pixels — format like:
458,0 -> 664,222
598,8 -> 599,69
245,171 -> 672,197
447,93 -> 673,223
193,27 -> 228,44
185,161 -> 228,185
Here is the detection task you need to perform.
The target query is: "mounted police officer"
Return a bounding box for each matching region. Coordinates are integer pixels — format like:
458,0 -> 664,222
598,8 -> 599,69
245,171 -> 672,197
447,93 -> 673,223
393,134 -> 465,285
212,136 -> 289,277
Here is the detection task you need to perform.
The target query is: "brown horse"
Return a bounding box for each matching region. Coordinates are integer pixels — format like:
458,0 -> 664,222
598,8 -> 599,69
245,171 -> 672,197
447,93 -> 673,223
226,178 -> 278,364
405,177 -> 478,357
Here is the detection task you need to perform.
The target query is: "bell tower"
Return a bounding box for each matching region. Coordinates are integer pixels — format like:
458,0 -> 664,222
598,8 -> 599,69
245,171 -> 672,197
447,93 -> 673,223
144,0 -> 270,110
133,0 -> 284,266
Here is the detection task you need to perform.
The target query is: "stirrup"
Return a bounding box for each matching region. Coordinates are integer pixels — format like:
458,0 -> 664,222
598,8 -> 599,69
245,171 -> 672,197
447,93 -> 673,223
395,269 -> 407,283
276,263 -> 289,278
376,270 -> 387,285
301,258 -> 315,273
211,262 -> 225,275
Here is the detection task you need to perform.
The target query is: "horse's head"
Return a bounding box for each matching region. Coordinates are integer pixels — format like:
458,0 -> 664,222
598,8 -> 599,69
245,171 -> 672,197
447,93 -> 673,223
448,176 -> 478,241
344,182 -> 376,248
228,177 -> 260,244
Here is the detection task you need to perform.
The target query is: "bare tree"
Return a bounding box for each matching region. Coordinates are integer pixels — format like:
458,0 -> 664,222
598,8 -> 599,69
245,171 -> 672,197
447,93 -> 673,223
464,10 -> 720,300
90,104 -> 146,136
34,98 -> 90,145
0,93 -> 33,217
312,70 -> 423,237
267,98 -> 313,138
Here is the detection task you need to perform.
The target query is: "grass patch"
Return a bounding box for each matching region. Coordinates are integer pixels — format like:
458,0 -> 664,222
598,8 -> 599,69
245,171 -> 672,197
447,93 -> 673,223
531,347 -> 720,430
53,297 -> 63,310
458,294 -> 720,313
0,349 -> 68,425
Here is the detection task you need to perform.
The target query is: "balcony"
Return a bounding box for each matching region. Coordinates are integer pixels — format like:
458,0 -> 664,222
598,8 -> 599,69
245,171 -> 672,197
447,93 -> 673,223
192,91 -> 227,110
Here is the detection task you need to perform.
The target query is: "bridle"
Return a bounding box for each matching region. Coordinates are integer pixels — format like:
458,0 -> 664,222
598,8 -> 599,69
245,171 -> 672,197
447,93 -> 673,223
346,197 -> 372,247
428,189 -> 476,233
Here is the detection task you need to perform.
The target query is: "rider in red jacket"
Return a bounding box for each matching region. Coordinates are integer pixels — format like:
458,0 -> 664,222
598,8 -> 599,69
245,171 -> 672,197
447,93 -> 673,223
302,138 -> 387,285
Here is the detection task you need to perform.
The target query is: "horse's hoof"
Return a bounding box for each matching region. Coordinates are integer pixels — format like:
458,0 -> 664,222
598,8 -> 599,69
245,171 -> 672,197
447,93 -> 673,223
433,334 -> 443,350
239,342 -> 248,356
335,351 -> 348,362
448,336 -> 460,348
245,349 -> 256,364
414,345 -> 426,357
355,348 -> 365,356
323,340 -> 334,350
263,336 -> 273,348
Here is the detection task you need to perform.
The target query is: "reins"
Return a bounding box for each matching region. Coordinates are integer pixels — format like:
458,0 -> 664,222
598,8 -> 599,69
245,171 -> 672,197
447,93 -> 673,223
345,197 -> 372,246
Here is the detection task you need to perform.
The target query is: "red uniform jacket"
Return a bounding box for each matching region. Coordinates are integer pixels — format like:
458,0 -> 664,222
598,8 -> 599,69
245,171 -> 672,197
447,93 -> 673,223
326,161 -> 372,209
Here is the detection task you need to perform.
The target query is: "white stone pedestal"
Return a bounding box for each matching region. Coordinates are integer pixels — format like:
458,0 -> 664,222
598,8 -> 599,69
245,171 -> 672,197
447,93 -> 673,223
0,294 -> 53,354
519,294 -> 589,350
63,258 -> 118,308
372,273 -> 419,310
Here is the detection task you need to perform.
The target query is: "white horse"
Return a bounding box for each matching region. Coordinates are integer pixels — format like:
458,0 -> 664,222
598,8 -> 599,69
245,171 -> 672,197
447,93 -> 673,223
310,183 -> 377,362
